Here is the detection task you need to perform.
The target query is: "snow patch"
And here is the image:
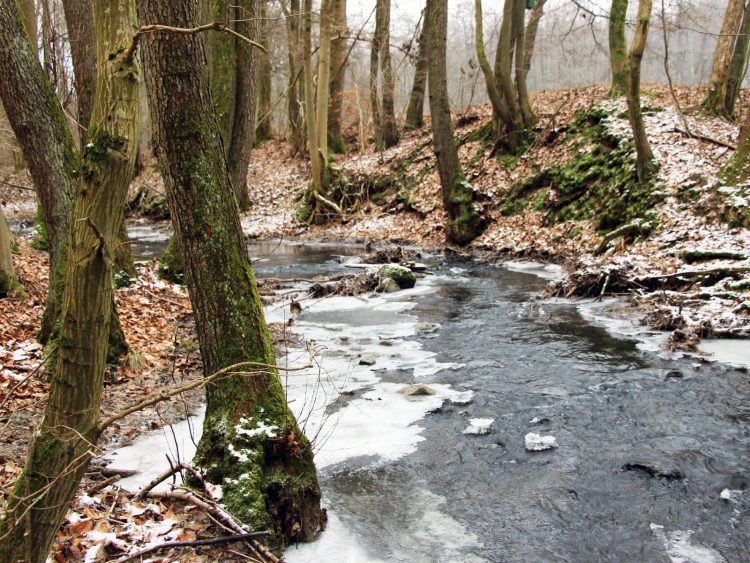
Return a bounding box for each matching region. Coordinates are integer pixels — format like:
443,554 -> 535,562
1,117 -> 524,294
463,418 -> 494,435
524,432 -> 558,451
650,523 -> 726,563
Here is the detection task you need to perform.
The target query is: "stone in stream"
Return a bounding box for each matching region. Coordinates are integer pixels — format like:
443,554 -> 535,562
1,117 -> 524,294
377,278 -> 401,293
525,432 -> 558,451
358,355 -> 377,366
398,383 -> 437,396
378,264 -> 416,289
416,321 -> 439,334
622,458 -> 684,479
664,369 -> 684,381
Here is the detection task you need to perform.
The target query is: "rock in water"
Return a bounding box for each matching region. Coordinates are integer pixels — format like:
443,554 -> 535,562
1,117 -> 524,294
525,432 -> 558,451
463,418 -> 494,435
398,384 -> 437,396
379,265 -> 417,289
358,355 -> 377,366
377,277 -> 401,293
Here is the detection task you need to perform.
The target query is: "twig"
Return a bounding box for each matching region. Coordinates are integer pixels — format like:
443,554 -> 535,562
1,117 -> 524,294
0,178 -> 34,191
111,531 -> 271,563
97,360 -> 310,432
88,474 -> 121,494
0,346 -> 56,412
126,22 -> 265,62
673,127 -> 736,150
134,462 -> 207,500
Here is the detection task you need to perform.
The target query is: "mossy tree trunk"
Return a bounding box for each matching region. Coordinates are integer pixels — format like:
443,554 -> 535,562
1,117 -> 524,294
428,0 -> 484,245
370,0 -> 399,150
703,0 -> 745,117
404,5 -> 429,131
0,0 -> 76,344
255,0 -> 273,143
327,0 -> 348,153
0,1 -> 140,561
626,0 -> 657,183
0,206 -> 18,296
721,107 -> 750,185
227,0 -> 261,211
520,0 -> 546,110
209,0 -> 237,141
138,0 -> 324,545
608,0 -> 628,97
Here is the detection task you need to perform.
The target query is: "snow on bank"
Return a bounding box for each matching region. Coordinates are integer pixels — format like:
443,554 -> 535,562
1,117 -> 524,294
650,524 -> 726,563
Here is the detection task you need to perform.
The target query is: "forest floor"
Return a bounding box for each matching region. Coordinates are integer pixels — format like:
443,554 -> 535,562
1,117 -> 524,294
1,84 -> 749,561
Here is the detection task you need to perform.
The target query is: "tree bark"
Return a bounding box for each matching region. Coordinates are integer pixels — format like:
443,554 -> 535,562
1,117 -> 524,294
704,0 -> 745,117
626,0 -> 657,183
227,0 -> 261,211
327,0 -> 347,152
0,206 -> 17,296
0,0 -> 76,344
61,0 -> 96,144
721,107 -> 750,185
283,0 -> 305,155
609,0 -> 628,96
20,0 -> 36,47
255,0 -> 273,143
0,0 -> 140,560
138,0 -> 324,545
724,0 -> 750,120
519,0 -> 546,117
371,0 -> 399,150
209,0 -> 236,141
428,0 -> 484,245
404,5 -> 429,131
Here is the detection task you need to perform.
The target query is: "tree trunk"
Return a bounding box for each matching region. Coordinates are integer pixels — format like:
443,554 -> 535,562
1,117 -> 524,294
404,6 -> 429,131
227,0 -> 261,211
255,0 -> 273,143
20,0 -> 36,47
61,0 -> 96,144
327,0 -> 347,153
724,1 -> 750,120
0,1 -> 140,560
520,0 -> 546,114
704,0 -> 745,117
626,0 -> 657,183
609,0 -> 628,96
283,0 -> 306,155
721,107 -> 750,185
513,0 -> 534,126
138,0 -> 324,545
0,206 -> 18,296
0,0 -> 76,344
209,0 -> 236,141
427,0 -> 484,245
371,0 -> 399,150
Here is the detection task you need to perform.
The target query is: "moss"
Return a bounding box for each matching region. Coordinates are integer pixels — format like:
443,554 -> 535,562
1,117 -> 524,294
328,135 -> 347,154
379,265 -> 416,289
501,104 -> 665,235
680,250 -> 746,264
30,207 -> 49,251
157,236 -> 184,284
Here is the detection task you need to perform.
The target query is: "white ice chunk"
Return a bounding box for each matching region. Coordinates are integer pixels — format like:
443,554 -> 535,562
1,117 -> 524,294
524,432 -> 558,451
463,418 -> 494,435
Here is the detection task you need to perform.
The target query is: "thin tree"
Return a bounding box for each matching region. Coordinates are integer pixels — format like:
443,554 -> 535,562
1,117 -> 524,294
370,0 -> 399,150
404,5 -> 429,131
137,0 -> 324,543
626,0 -> 657,182
209,0 -> 237,140
227,0 -> 262,210
61,0 -> 96,143
256,0 -> 273,142
428,0 -> 484,244
0,207 -> 17,295
328,0 -> 348,153
724,0 -> 750,120
0,0 -> 140,560
703,0 -> 745,117
609,0 -> 628,96
282,0 -> 306,155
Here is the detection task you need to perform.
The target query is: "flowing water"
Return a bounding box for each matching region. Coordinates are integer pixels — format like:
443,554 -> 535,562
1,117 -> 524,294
115,226 -> 750,562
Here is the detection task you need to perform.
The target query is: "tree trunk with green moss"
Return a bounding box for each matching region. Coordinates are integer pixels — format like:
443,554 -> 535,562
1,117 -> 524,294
327,0 -> 347,152
283,0 -> 306,156
0,1 -> 140,561
724,1 -> 750,120
626,0 -> 657,183
609,0 -> 628,97
138,0 -> 324,546
209,0 -> 236,141
0,206 -> 18,296
721,108 -> 750,185
428,0 -> 484,245
519,0 -> 546,119
0,0 -> 76,344
404,6 -> 429,131
227,0 -> 261,211
703,0 -> 745,117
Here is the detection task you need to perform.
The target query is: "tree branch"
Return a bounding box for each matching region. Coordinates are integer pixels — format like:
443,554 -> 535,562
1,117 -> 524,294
126,22 -> 266,62
111,531 -> 271,563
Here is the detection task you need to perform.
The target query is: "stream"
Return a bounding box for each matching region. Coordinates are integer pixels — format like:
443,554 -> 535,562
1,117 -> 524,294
109,226 -> 750,561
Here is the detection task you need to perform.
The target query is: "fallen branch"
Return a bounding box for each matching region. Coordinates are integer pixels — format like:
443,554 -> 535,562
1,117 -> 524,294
134,462 -> 207,501
594,222 -> 648,255
673,127 -> 736,150
88,474 -> 121,495
111,531 -> 271,563
637,266 -> 750,285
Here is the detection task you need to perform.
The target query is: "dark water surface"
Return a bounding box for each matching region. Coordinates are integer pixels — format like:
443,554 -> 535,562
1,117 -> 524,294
124,225 -> 750,562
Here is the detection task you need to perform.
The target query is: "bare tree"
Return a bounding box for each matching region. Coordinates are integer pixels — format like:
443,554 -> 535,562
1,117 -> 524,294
371,0 -> 399,149
609,0 -> 628,96
703,0 -> 745,117
404,5 -> 429,131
